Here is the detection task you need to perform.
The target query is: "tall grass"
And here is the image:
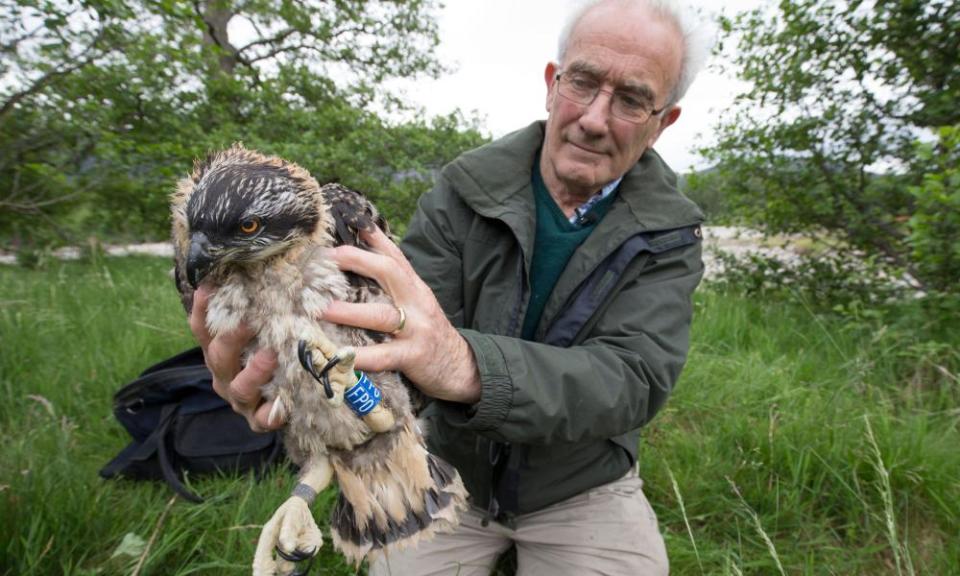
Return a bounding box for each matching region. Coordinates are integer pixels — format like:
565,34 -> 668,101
645,288 -> 960,574
1,257 -> 958,574
0,257 -> 355,575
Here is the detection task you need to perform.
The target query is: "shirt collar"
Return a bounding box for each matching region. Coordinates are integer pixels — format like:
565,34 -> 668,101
570,176 -> 623,225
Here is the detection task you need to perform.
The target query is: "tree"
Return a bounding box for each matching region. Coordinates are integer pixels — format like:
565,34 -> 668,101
908,125 -> 960,297
1,0 -> 484,246
696,0 -> 960,294
0,0 -> 131,232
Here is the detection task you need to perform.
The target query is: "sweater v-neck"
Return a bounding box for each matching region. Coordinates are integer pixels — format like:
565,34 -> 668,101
521,155 -> 619,340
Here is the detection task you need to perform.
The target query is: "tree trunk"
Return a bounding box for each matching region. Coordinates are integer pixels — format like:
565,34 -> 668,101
199,0 -> 238,75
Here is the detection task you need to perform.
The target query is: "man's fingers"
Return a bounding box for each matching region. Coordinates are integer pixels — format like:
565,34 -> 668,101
253,399 -> 284,432
361,225 -> 405,260
187,286 -> 282,433
205,323 -> 256,383
329,245 -> 396,287
332,244 -> 427,303
353,342 -> 403,375
189,286 -> 213,349
328,229 -> 429,307
228,347 -> 278,412
322,301 -> 403,334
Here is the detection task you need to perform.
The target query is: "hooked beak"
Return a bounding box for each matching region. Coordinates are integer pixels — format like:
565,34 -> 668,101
186,232 -> 215,289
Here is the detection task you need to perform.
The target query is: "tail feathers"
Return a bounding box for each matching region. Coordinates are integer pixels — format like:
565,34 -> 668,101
330,452 -> 467,564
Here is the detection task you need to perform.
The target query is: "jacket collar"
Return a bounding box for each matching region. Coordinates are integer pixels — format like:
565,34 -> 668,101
442,120 -> 704,235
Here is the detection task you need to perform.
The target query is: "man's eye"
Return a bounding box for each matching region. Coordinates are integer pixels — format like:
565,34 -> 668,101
617,94 -> 646,110
240,218 -> 261,234
569,75 -> 597,91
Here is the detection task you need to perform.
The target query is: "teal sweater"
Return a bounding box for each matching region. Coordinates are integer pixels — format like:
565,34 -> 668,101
521,160 -> 618,340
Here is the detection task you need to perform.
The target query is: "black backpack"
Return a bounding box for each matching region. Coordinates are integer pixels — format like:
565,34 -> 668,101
99,347 -> 284,502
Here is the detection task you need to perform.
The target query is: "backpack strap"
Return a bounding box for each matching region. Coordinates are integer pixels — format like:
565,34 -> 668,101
255,438 -> 284,483
155,404 -> 205,503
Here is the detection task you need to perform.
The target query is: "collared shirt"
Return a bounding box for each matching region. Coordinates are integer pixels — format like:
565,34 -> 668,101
569,176 -> 623,225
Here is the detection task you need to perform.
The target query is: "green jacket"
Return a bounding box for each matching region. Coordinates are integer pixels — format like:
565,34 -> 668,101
400,121 -> 704,522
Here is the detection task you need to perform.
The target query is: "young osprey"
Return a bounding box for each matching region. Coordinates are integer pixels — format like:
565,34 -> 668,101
171,144 -> 466,574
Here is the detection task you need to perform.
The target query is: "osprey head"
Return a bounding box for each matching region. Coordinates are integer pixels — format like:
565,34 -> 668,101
183,149 -> 321,288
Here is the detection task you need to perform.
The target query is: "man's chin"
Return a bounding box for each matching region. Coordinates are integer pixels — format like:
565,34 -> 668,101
555,161 -> 609,189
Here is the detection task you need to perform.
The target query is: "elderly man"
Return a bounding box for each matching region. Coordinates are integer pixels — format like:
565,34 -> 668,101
192,0 -> 710,573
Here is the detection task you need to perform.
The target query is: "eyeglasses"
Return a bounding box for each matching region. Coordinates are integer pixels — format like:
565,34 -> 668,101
555,72 -> 665,124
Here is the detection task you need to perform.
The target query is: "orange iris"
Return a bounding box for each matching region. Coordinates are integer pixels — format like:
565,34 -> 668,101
240,218 -> 260,234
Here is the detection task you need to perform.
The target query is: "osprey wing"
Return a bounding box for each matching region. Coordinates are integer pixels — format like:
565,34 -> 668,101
321,183 -> 390,249
320,182 -> 393,297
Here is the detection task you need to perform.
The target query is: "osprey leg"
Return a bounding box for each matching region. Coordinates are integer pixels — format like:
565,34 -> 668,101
297,333 -> 350,406
297,335 -> 395,433
252,455 -> 333,576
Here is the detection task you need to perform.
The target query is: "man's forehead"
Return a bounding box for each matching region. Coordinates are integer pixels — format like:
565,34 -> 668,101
563,44 -> 668,88
562,30 -> 682,100
565,57 -> 647,86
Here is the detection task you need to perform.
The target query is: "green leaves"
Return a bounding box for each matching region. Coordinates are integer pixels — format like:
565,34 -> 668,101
907,125 -> 960,294
694,0 -> 960,296
1,0 -> 486,247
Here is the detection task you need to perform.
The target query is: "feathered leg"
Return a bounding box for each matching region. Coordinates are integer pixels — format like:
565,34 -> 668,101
253,455 -> 333,576
329,422 -> 468,565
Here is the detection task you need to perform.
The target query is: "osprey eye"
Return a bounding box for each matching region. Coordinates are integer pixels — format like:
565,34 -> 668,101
240,218 -> 261,234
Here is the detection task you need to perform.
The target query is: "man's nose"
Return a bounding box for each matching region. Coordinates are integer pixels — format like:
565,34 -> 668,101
578,89 -> 614,134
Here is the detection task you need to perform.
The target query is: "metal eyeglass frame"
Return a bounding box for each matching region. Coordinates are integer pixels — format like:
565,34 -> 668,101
554,72 -> 665,124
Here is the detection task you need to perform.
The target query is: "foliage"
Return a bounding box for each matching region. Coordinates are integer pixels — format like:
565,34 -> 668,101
680,168 -> 733,224
708,249 -> 902,308
707,242 -> 959,341
694,0 -> 960,294
907,124 -> 960,296
3,258 -> 959,574
0,0 -> 487,247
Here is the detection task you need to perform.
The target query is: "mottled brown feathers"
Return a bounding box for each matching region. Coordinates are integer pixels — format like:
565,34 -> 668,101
169,144 -> 467,567
321,183 -> 390,248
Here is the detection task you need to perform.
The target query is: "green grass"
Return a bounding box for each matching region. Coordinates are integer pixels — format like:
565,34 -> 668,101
1,257 -> 958,575
644,291 -> 960,574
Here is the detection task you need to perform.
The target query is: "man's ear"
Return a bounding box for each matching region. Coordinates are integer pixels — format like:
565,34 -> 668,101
646,105 -> 682,148
544,62 -> 559,112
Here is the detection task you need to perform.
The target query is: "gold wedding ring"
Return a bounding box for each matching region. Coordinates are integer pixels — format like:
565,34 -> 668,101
390,305 -> 406,335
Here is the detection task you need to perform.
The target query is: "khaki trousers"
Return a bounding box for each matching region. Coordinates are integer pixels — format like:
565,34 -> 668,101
368,469 -> 668,576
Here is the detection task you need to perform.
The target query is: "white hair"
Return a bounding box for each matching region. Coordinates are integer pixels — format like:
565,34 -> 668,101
556,0 -> 714,106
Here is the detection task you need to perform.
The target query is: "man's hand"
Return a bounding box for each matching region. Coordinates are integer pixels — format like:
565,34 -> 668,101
322,226 -> 482,404
190,286 -> 283,431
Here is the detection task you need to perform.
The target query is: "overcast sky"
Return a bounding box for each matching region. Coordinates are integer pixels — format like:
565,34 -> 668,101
386,0 -> 767,173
